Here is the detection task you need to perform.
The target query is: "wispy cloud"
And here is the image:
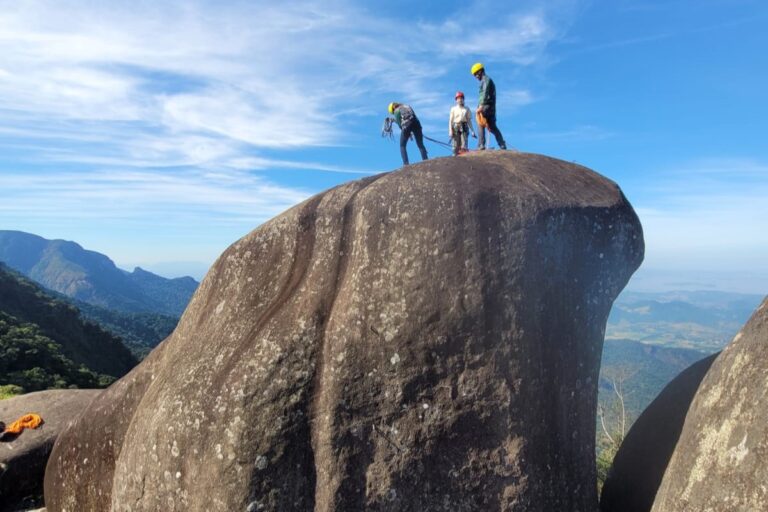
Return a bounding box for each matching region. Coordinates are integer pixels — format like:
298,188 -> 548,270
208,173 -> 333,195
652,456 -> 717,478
668,158 -> 768,178
0,0 -> 573,171
0,168 -> 312,226
422,14 -> 552,64
525,124 -> 613,141
563,11 -> 762,55
0,0 -> 577,268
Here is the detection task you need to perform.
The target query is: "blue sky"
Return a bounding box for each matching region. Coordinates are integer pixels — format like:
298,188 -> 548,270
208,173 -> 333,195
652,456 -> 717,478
1,0 -> 766,292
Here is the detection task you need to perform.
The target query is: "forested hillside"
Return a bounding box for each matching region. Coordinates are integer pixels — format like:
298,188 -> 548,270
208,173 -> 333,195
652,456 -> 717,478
0,264 -> 137,394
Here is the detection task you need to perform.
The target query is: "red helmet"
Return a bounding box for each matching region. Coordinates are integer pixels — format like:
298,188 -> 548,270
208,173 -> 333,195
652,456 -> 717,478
455,91 -> 464,99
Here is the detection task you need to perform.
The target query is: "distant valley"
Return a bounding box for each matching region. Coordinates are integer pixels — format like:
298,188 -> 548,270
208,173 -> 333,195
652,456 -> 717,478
0,230 -> 198,364
606,289 -> 763,351
598,289 -> 764,435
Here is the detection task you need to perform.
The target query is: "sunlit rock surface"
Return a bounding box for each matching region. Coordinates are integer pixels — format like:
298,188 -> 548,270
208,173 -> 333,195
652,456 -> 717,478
0,389 -> 100,512
652,296 -> 768,512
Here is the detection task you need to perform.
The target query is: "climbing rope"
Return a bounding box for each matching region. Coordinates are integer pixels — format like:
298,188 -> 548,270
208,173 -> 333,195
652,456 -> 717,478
422,134 -> 453,149
381,117 -> 395,140
0,413 -> 44,440
382,117 -> 453,152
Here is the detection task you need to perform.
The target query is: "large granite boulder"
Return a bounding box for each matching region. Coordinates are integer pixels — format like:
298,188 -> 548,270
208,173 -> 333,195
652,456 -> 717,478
599,353 -> 718,512
45,152 -> 643,511
0,390 -> 100,511
652,297 -> 768,511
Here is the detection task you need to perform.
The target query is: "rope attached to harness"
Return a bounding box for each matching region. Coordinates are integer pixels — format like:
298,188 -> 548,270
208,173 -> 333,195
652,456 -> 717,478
476,111 -> 488,128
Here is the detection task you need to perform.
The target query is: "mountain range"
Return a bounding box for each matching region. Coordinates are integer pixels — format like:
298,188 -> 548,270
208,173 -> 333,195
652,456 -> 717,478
606,289 -> 764,352
0,230 -> 198,317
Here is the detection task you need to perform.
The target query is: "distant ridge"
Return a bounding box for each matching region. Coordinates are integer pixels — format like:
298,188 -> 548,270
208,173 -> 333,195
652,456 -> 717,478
0,230 -> 197,316
606,289 -> 763,352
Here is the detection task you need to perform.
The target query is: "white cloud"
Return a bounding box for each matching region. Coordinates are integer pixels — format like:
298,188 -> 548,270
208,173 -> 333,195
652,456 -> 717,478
426,14 -> 554,64
0,168 -> 311,226
0,0 -> 572,170
0,0 -> 577,268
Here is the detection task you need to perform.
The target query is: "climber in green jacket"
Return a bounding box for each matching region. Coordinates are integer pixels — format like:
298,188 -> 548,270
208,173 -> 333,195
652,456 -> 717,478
471,62 -> 507,150
387,102 -> 429,166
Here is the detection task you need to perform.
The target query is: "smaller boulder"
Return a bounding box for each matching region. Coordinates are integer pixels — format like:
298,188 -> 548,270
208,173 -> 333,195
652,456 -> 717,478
600,353 -> 718,512
652,297 -> 768,511
0,390 -> 100,512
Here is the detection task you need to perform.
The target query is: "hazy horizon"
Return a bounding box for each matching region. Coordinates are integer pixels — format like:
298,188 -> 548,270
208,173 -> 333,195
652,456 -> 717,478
120,251 -> 767,296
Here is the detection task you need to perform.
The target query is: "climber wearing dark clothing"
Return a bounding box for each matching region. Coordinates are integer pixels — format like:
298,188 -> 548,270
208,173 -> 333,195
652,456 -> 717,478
388,102 -> 429,166
471,62 -> 507,150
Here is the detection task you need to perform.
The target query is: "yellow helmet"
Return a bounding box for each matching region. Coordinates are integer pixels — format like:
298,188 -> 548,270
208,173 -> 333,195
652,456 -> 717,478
388,102 -> 396,114
470,62 -> 484,75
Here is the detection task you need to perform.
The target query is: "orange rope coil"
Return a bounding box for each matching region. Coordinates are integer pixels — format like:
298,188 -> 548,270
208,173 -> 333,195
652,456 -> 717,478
3,413 -> 44,434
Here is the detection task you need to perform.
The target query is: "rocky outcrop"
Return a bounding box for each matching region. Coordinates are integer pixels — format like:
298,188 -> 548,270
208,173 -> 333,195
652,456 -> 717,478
45,152 -> 643,511
652,297 -> 768,511
600,353 -> 718,512
0,390 -> 100,512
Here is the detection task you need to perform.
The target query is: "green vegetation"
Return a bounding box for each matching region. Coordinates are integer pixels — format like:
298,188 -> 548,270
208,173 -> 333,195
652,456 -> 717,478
0,263 -> 137,394
0,311 -> 115,392
596,367 -> 632,493
0,384 -> 24,400
593,288 -> 764,496
596,337 -> 712,494
599,338 -> 708,418
596,435 -> 621,494
75,301 -> 177,358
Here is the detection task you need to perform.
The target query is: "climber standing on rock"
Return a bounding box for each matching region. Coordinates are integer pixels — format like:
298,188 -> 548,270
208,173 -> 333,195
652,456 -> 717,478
449,91 -> 476,155
471,62 -> 507,150
388,102 -> 429,166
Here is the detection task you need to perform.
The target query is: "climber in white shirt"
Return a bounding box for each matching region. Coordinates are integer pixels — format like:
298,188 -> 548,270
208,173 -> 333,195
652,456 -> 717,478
448,91 -> 477,155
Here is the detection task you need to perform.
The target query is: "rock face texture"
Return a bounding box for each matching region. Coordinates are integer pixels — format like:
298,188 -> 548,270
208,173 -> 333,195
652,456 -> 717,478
45,152 -> 643,511
652,297 -> 768,512
0,390 -> 100,512
600,353 -> 718,512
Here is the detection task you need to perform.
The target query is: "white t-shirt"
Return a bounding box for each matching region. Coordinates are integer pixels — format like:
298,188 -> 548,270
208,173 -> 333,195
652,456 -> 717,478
449,104 -> 475,134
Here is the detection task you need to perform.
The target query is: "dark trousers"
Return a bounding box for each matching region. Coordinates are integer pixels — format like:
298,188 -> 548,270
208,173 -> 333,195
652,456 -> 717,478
400,121 -> 429,165
478,111 -> 506,150
451,123 -> 469,155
